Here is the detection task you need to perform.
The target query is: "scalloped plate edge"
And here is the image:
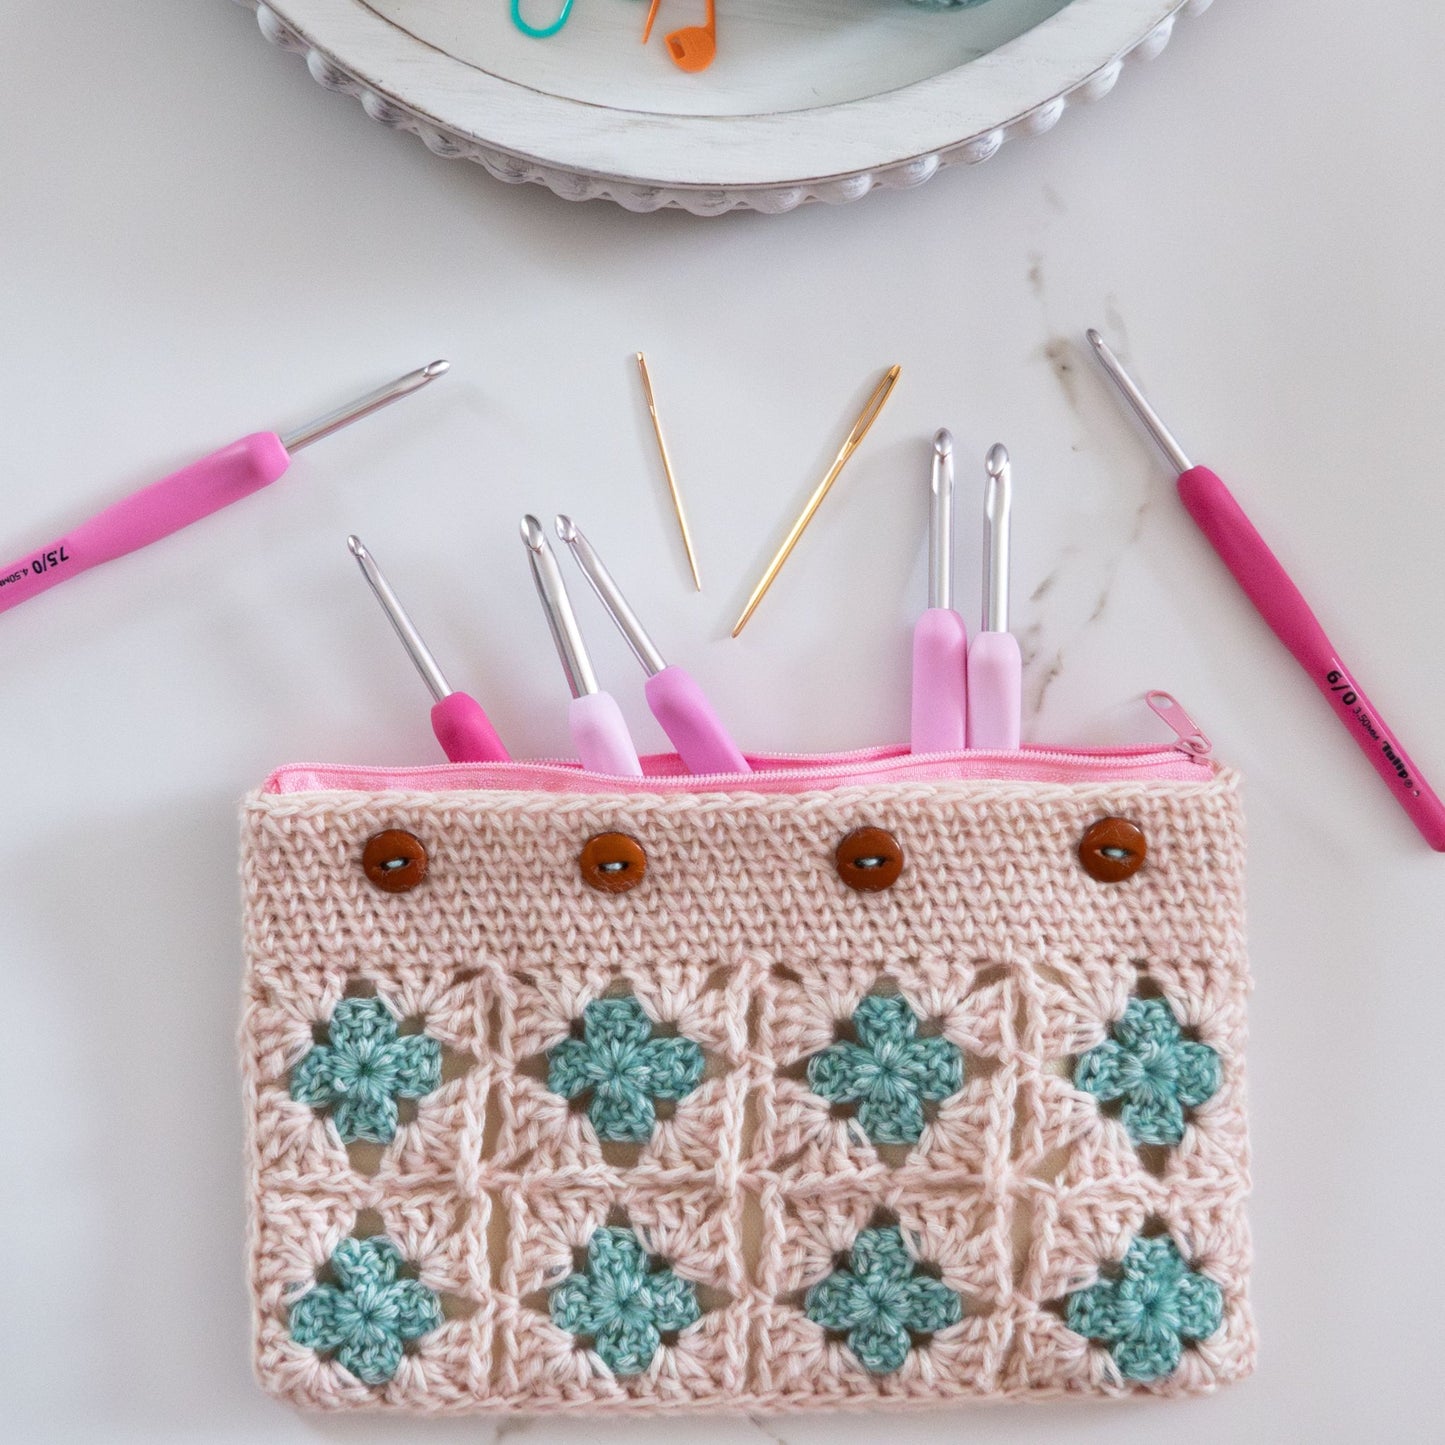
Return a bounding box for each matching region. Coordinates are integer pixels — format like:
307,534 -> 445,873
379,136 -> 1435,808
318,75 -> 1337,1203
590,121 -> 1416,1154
233,0 -> 1212,214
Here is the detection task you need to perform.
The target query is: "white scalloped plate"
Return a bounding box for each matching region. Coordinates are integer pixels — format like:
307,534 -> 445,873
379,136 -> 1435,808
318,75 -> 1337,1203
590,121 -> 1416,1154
236,0 -> 1210,213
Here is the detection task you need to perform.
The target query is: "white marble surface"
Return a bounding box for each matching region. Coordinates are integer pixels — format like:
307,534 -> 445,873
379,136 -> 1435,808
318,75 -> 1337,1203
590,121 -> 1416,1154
2,1 -> 1443,1440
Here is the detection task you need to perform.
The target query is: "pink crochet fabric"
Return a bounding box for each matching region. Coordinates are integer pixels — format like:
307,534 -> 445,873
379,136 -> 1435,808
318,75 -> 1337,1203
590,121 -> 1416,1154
240,771 -> 1253,1410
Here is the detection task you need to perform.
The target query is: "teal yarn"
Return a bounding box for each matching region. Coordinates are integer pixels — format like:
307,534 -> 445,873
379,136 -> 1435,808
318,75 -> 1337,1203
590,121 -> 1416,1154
805,1225 -> 962,1374
1065,1234 -> 1224,1382
548,996 -> 705,1142
549,1226 -> 701,1375
1074,996 -> 1221,1147
806,993 -> 963,1145
289,1235 -> 442,1385
291,996 -> 442,1144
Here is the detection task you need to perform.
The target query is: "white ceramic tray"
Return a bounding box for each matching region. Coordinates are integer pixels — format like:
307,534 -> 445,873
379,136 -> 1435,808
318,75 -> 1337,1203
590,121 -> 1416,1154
235,0 -> 1211,213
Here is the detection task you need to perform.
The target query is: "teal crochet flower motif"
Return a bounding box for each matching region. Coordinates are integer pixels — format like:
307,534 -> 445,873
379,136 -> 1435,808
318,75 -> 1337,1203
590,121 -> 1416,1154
805,1225 -> 963,1375
806,993 -> 963,1145
289,1235 -> 442,1385
549,1226 -> 701,1375
1065,1233 -> 1224,1382
1074,996 -> 1221,1147
291,996 -> 442,1144
547,996 -> 705,1142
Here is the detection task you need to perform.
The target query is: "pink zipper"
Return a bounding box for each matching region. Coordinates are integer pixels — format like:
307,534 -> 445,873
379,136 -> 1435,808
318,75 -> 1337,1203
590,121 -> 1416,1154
262,696 -> 1216,796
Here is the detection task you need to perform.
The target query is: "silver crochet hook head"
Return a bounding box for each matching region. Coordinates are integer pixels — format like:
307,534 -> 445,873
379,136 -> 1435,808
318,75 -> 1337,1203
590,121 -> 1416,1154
555,514 -> 667,677
346,534 -> 453,702
983,444 -> 1012,634
929,428 -> 955,612
280,360 -> 450,453
1085,330 -> 1193,474
521,514 -> 598,698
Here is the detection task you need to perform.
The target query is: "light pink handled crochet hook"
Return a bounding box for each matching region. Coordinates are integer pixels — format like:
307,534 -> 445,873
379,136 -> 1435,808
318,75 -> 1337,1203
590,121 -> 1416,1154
0,361 -> 448,617
1089,327 -> 1445,850
521,515 -> 643,778
556,515 -> 749,774
910,429 -> 969,752
347,536 -> 508,763
966,444 -> 1022,748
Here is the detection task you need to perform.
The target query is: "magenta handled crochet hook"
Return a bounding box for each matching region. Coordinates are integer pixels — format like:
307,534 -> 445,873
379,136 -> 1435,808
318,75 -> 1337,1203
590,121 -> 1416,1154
910,429 -> 969,752
521,515 -> 643,778
555,515 -> 749,774
347,535 -> 508,763
0,361 -> 448,617
966,444 -> 1022,749
1088,327 -> 1445,850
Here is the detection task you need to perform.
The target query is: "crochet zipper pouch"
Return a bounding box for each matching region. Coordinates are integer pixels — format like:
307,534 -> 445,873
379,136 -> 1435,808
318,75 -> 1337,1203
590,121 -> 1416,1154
240,728 -> 1253,1412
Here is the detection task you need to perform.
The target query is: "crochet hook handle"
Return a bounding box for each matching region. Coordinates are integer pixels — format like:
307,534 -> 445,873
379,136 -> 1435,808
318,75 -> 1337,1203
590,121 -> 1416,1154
644,665 -> 748,773
555,515 -> 749,774
570,691 -> 644,777
1087,327 -> 1445,851
348,535 -> 509,765
430,692 -> 509,765
0,361 -> 446,618
966,443 -> 1022,749
0,434 -> 289,615
1179,465 -> 1445,848
911,609 -> 969,752
911,430 -> 968,752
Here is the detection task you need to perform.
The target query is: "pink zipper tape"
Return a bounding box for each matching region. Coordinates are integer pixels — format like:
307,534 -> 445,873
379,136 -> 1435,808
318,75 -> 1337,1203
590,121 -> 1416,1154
263,741 -> 1215,797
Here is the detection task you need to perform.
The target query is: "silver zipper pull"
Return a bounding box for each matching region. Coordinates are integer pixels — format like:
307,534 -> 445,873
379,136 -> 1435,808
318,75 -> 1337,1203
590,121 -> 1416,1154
1146,690 -> 1213,757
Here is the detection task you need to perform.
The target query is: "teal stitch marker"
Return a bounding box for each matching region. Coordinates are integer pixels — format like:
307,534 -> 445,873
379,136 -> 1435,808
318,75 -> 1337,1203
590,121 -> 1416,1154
512,0 -> 576,38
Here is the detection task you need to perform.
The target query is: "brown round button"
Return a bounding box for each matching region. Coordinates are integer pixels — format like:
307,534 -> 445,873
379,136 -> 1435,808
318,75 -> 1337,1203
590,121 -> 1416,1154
835,827 -> 904,892
361,830 -> 428,893
1078,817 -> 1148,883
579,832 -> 647,894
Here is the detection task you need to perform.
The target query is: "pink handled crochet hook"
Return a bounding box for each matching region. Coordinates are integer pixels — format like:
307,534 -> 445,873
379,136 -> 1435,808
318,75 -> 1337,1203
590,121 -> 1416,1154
0,361 -> 448,617
556,515 -> 749,774
521,515 -> 643,778
910,429 -> 968,752
1088,328 -> 1445,850
347,536 -> 508,763
966,444 -> 1022,748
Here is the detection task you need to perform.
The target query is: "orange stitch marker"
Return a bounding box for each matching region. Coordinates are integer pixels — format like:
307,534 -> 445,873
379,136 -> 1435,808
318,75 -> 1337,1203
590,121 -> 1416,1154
642,0 -> 716,74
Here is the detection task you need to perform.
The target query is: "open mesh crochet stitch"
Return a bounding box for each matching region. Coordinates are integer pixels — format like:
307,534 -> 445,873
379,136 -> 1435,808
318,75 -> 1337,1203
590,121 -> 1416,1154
241,773 -> 1253,1409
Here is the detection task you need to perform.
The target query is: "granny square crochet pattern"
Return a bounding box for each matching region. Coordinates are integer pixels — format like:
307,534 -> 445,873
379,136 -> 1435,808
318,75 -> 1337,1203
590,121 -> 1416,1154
240,771 -> 1253,1411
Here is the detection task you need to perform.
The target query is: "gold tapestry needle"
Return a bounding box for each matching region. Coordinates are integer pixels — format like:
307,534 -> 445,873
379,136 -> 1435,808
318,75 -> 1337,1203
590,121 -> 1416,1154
731,363 -> 901,637
636,352 -> 702,591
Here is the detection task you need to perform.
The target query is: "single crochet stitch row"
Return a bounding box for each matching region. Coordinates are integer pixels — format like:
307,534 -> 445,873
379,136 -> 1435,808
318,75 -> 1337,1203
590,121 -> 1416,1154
243,775 -> 1254,1410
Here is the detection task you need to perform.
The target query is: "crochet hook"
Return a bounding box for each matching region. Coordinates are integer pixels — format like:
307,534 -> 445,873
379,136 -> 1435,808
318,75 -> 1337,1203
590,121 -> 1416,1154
966,444 -> 1022,749
910,429 -> 969,752
0,361 -> 448,618
1087,328 -> 1445,850
556,515 -> 749,773
346,535 -> 508,764
732,364 -> 901,637
521,515 -> 643,778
